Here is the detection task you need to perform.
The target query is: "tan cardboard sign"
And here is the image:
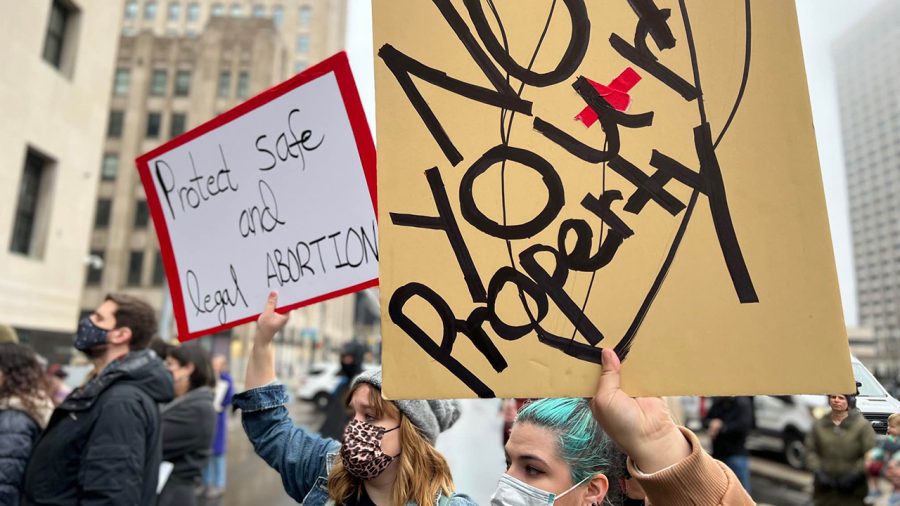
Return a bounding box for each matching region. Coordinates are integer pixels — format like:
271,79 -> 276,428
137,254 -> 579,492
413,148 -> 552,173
374,0 -> 855,399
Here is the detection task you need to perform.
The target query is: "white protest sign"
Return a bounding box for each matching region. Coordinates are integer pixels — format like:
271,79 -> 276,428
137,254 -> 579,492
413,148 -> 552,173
137,52 -> 377,340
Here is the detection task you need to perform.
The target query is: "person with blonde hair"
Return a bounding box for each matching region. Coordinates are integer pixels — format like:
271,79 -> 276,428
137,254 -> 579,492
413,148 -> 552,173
235,292 -> 471,505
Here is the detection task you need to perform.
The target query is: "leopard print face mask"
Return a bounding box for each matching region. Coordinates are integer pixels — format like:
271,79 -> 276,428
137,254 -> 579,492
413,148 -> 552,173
340,419 -> 400,479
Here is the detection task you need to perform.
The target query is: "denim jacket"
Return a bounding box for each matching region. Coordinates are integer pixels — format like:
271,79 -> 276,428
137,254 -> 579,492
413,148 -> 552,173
234,384 -> 476,506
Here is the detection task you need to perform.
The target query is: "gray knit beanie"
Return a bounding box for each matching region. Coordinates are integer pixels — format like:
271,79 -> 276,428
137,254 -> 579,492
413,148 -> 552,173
351,368 -> 461,444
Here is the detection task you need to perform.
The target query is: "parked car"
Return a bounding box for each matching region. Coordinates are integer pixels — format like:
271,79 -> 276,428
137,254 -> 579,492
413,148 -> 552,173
296,362 -> 377,409
750,356 -> 900,469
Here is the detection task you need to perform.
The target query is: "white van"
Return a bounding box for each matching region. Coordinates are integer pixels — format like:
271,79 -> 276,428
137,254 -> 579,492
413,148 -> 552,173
750,356 -> 900,469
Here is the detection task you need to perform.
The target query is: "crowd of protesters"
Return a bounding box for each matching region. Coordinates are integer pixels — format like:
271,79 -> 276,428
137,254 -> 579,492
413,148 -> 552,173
0,290 -> 893,505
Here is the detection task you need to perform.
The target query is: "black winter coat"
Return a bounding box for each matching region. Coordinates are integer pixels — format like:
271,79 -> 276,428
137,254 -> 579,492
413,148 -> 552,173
161,386 -> 216,486
0,408 -> 41,505
21,350 -> 175,506
703,396 -> 754,458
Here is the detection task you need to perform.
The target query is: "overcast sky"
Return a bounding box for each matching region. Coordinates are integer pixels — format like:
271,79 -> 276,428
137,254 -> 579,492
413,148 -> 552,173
344,0 -> 885,327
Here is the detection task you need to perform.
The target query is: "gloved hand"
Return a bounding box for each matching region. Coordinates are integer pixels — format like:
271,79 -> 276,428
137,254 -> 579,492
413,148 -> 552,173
813,470 -> 834,489
835,472 -> 864,494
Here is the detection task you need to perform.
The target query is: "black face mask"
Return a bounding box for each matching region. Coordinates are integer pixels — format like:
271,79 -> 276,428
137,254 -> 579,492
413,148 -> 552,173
75,317 -> 109,352
340,358 -> 360,378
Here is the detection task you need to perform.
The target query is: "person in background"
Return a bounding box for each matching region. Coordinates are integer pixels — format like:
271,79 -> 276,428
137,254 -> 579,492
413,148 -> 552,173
0,343 -> 53,505
865,413 -> 900,504
159,343 -> 217,506
203,354 -> 234,500
149,336 -> 174,359
702,396 -> 754,493
319,342 -> 365,440
236,292 -> 472,505
44,363 -> 71,406
806,393 -> 876,505
22,293 -> 175,505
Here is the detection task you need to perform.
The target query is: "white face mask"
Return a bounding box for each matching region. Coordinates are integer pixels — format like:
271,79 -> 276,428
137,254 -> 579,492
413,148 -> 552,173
490,473 -> 589,506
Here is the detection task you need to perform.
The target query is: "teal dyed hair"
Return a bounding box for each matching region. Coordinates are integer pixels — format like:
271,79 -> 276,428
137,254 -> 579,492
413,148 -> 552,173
515,398 -> 616,485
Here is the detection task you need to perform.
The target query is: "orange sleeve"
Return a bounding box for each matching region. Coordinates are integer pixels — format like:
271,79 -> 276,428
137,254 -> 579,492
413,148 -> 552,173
627,427 -> 755,506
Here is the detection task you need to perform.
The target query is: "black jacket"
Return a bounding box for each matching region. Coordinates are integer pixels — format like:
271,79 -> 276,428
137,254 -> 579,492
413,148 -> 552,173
0,408 -> 41,505
703,396 -> 754,458
22,350 -> 175,506
161,386 -> 216,486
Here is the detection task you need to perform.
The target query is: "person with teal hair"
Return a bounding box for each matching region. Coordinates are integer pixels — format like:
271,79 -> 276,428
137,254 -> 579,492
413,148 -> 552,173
493,349 -> 755,505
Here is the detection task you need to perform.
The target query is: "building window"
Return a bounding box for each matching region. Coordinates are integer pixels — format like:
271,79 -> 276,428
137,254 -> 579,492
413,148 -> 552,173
152,251 -> 166,286
86,250 -> 104,285
168,1 -> 180,20
299,5 -> 312,27
10,150 -> 49,255
146,112 -> 162,138
107,110 -> 124,138
127,251 -> 144,286
94,198 -> 112,228
42,0 -> 76,70
211,2 -> 224,16
294,61 -> 307,74
230,3 -> 242,16
125,0 -> 138,19
150,69 -> 167,96
144,0 -> 157,19
169,113 -> 187,138
134,200 -> 150,228
237,71 -> 249,99
101,153 -> 118,180
217,71 -> 231,98
187,2 -> 200,21
295,34 -> 309,53
252,4 -> 265,17
174,69 -> 191,96
272,5 -> 283,27
112,68 -> 130,96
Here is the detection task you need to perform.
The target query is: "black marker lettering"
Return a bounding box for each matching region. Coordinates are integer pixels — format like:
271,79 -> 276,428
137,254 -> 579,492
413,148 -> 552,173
391,168 -> 486,303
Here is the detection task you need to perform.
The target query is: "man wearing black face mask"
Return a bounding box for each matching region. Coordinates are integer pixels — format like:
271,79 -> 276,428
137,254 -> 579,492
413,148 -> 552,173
21,293 -> 175,506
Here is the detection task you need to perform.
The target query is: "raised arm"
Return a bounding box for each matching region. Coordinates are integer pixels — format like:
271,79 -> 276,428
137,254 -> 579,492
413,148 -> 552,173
236,291 -> 339,502
244,291 -> 287,390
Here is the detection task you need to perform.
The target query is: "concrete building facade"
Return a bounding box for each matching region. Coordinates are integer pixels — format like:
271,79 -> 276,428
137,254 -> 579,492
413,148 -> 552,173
834,1 -> 900,374
0,1 -> 123,361
120,0 -> 347,79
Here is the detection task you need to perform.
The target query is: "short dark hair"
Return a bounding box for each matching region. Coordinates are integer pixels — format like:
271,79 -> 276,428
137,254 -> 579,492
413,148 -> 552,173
168,343 -> 214,390
105,293 -> 157,350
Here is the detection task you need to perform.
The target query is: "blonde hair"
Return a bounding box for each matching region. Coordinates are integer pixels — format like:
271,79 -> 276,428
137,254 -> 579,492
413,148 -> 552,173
888,413 -> 900,428
327,384 -> 455,505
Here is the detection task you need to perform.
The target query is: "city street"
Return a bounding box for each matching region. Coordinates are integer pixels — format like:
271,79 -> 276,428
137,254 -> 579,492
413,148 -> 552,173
204,396 -> 829,506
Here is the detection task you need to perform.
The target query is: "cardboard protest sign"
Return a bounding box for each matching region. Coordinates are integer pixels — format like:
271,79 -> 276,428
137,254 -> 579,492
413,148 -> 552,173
137,52 -> 377,341
374,1 -> 855,398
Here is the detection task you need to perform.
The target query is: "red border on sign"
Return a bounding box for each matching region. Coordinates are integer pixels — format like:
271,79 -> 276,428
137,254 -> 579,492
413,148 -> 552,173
136,51 -> 378,342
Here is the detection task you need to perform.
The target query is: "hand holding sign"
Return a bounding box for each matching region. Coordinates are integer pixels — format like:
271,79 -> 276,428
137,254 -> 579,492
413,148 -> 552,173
256,291 -> 289,345
590,349 -> 689,474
